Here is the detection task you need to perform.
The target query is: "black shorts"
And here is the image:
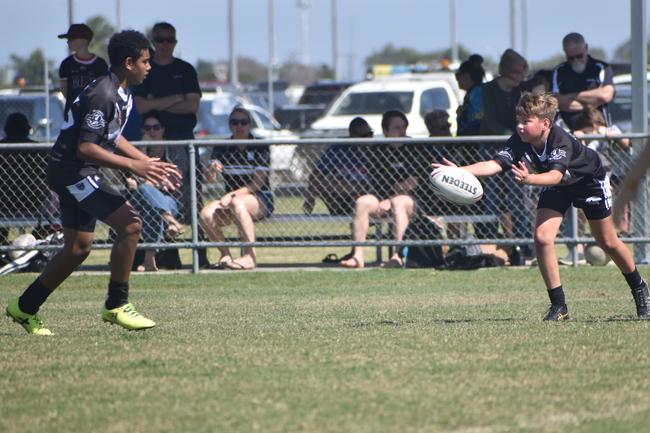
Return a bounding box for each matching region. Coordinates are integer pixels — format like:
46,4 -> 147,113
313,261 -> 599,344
47,164 -> 125,232
537,176 -> 612,220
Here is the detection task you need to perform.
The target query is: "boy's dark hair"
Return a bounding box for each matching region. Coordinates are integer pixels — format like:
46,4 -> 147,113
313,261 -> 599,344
381,110 -> 408,131
457,54 -> 485,84
516,92 -> 558,123
573,107 -> 606,131
108,30 -> 150,67
229,106 -> 253,123
3,112 -> 31,138
498,48 -> 528,78
348,116 -> 370,136
152,22 -> 176,35
142,110 -> 164,126
521,70 -> 553,93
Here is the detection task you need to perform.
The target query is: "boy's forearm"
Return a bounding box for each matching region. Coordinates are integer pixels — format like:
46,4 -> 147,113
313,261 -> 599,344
462,160 -> 502,177
77,141 -> 135,172
115,135 -> 148,161
526,170 -> 564,186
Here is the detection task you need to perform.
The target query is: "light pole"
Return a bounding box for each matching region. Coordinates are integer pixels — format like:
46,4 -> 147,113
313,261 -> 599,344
268,0 -> 277,115
229,0 -> 238,85
298,0 -> 311,65
331,0 -> 340,80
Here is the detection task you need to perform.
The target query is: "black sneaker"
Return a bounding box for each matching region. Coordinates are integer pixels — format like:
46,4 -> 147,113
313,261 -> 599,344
631,280 -> 650,318
543,304 -> 570,321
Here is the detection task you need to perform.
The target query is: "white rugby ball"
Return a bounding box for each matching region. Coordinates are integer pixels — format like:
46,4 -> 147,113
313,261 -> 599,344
430,166 -> 483,205
9,233 -> 37,260
585,244 -> 611,266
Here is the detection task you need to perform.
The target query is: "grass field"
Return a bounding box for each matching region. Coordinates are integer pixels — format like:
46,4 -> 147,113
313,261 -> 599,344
2,267 -> 650,433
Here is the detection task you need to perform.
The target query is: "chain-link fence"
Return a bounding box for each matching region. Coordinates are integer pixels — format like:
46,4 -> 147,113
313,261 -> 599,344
1,135 -> 649,271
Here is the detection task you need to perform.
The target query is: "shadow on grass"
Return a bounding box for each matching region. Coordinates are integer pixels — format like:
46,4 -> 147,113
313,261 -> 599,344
348,317 -> 526,328
577,315 -> 647,323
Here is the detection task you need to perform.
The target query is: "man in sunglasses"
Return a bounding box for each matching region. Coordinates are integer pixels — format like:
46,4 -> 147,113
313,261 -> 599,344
133,22 -> 209,267
552,32 -> 615,130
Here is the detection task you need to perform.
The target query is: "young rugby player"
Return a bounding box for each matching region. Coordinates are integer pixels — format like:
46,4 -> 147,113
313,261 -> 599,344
5,30 -> 182,335
433,93 -> 649,321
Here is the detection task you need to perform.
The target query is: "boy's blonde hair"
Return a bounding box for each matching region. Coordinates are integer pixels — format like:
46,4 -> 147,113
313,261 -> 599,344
516,92 -> 558,123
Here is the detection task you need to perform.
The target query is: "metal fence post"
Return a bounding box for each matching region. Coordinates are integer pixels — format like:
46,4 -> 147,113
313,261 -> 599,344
569,205 -> 578,266
188,141 -> 199,274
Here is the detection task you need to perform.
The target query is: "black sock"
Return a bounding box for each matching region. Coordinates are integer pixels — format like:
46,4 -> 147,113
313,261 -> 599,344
623,268 -> 644,290
547,286 -> 566,306
18,278 -> 55,315
105,280 -> 129,310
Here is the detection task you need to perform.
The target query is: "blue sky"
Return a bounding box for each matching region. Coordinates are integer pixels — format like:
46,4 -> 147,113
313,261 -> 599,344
1,0 -> 642,80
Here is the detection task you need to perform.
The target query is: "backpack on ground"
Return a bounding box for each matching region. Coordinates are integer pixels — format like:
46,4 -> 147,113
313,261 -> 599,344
403,215 -> 445,269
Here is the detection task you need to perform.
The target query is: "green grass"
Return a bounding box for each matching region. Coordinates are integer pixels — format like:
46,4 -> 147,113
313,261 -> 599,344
2,267 -> 650,433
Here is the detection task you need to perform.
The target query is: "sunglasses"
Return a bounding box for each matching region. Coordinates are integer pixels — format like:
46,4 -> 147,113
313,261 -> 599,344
153,37 -> 176,44
566,52 -> 586,62
229,118 -> 250,126
142,124 -> 163,131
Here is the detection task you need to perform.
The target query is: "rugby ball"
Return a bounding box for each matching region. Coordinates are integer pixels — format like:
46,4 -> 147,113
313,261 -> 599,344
430,166 -> 483,205
585,244 -> 611,266
9,233 -> 37,260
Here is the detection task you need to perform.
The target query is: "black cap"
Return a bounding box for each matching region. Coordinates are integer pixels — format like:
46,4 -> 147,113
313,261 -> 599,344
58,24 -> 93,41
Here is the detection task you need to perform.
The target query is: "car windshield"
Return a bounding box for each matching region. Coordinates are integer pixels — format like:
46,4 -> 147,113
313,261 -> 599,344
332,91 -> 413,115
0,95 -> 64,141
609,84 -> 650,124
197,100 -> 231,136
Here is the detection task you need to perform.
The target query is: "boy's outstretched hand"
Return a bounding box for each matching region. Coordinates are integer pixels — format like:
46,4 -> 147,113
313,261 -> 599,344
131,158 -> 183,191
431,158 -> 458,171
511,161 -> 530,184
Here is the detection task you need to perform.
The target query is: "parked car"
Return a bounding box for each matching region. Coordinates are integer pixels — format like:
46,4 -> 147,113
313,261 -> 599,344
0,91 -> 65,141
274,81 -> 354,132
306,73 -> 462,138
609,73 -> 650,132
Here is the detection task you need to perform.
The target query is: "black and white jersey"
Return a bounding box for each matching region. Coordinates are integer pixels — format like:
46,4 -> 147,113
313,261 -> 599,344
210,143 -> 272,194
493,126 -> 604,187
50,72 -> 132,173
552,55 -> 614,129
59,54 -> 109,119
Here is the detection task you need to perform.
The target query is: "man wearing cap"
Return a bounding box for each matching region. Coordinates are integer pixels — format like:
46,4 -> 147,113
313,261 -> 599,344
58,24 -> 108,121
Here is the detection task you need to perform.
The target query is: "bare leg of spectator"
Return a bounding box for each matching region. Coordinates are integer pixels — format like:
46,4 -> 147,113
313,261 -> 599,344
341,194 -> 382,269
227,195 -> 266,270
137,250 -> 158,272
200,201 -> 234,265
383,195 -> 415,268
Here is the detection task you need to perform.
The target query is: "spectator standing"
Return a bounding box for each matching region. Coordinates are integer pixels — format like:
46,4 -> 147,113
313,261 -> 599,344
199,107 -> 274,270
479,49 -> 533,262
340,110 -> 431,269
132,22 -> 207,266
58,24 -> 109,121
552,32 -> 615,130
455,54 -> 485,136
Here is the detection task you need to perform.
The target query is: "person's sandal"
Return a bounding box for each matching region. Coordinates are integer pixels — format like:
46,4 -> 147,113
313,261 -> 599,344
322,253 -> 339,263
